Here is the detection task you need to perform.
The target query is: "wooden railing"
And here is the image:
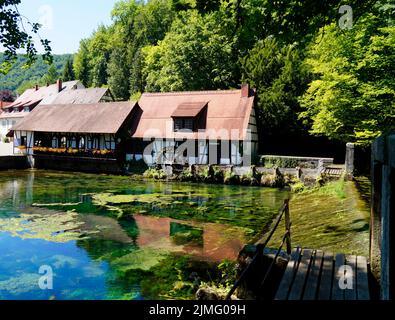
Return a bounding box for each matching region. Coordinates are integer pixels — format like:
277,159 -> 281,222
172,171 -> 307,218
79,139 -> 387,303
225,199 -> 291,300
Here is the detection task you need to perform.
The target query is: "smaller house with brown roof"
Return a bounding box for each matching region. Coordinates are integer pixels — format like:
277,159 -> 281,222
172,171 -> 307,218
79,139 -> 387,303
0,79 -> 114,140
12,102 -> 137,172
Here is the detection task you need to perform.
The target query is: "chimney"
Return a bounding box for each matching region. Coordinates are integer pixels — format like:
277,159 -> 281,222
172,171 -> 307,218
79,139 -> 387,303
241,83 -> 250,98
35,84 -> 39,91
57,79 -> 63,92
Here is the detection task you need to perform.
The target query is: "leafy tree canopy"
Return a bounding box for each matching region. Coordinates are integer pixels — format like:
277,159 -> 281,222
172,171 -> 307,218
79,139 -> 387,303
300,6 -> 395,146
0,0 -> 52,74
241,37 -> 310,137
62,58 -> 75,82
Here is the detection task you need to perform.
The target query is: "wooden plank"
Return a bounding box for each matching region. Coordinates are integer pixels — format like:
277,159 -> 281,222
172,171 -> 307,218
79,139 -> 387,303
303,250 -> 323,300
356,256 -> 370,300
288,249 -> 313,300
318,252 -> 334,300
275,247 -> 302,300
332,254 -> 346,300
345,255 -> 357,300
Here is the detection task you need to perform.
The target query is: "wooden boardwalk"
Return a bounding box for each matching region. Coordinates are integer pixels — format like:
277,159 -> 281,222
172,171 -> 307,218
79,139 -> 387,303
275,248 -> 370,300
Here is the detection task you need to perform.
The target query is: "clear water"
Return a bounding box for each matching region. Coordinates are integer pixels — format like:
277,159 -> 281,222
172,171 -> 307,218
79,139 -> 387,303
0,170 -> 289,300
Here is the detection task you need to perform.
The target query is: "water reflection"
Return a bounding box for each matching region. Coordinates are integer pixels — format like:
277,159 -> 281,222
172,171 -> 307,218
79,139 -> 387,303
0,170 -> 289,300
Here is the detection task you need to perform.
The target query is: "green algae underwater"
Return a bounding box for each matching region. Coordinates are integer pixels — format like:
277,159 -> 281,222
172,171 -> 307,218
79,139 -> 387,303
0,170 -> 369,300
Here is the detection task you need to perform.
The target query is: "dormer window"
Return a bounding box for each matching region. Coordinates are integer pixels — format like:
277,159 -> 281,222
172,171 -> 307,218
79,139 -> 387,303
172,101 -> 208,132
13,107 -> 19,113
24,107 -> 30,112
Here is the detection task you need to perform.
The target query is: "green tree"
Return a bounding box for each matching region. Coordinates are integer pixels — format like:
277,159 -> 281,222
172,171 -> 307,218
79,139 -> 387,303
0,0 -> 52,74
107,49 -> 130,100
74,40 -> 91,87
62,58 -> 75,82
91,55 -> 108,87
42,64 -> 59,85
110,0 -> 175,95
300,11 -> 395,146
87,25 -> 112,87
241,37 -> 310,137
143,10 -> 235,92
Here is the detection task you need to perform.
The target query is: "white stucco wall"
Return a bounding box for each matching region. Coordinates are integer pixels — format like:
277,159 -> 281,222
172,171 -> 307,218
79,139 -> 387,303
0,142 -> 13,156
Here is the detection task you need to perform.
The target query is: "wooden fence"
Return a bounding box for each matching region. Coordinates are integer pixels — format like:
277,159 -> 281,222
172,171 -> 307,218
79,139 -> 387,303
225,199 -> 291,300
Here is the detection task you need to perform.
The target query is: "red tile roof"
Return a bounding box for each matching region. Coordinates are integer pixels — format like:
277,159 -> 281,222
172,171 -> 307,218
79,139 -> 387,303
133,88 -> 255,141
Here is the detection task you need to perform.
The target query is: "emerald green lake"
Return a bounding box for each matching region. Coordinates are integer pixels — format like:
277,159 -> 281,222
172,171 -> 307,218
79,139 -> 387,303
0,170 -> 290,300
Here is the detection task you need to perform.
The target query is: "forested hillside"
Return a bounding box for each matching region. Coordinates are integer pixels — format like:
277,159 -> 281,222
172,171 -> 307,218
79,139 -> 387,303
0,54 -> 72,93
72,0 -> 394,149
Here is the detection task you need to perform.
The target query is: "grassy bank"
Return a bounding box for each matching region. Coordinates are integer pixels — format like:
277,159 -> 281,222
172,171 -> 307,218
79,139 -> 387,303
267,179 -> 370,256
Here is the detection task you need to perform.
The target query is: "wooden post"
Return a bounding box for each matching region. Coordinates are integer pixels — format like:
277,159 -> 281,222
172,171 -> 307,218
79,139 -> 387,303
284,199 -> 292,254
296,166 -> 302,180
345,142 -> 355,180
256,243 -> 264,270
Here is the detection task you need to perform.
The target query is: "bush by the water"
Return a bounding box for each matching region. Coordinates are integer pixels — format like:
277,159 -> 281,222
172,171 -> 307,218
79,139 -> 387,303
140,164 -> 336,194
143,168 -> 167,180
